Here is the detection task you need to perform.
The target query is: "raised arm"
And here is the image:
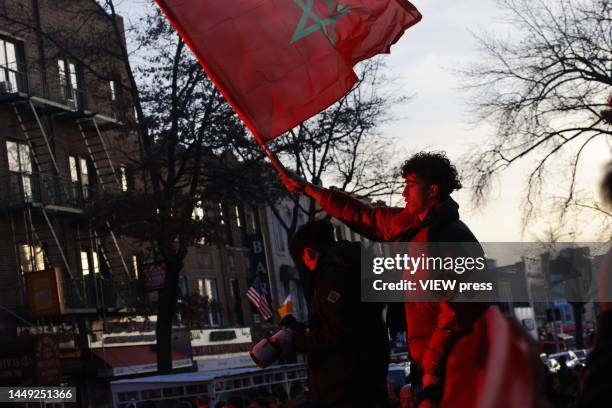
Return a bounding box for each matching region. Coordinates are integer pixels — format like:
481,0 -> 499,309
279,170 -> 406,241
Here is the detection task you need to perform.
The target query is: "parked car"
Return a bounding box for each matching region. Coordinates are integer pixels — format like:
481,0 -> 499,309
387,362 -> 411,398
546,349 -> 587,372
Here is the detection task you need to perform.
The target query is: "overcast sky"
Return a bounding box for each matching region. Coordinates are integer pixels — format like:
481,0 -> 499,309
114,0 -> 610,243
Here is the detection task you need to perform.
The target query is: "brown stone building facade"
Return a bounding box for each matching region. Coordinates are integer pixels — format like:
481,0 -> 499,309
0,0 -> 141,328
180,203 -> 267,328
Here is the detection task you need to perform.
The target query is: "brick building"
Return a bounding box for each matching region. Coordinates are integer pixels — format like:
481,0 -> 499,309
0,0 -> 141,322
180,202 -> 268,328
0,2 -> 146,404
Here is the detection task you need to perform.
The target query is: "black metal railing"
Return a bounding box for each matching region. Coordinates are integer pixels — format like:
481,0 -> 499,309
0,172 -> 98,210
62,275 -> 130,310
0,63 -> 89,111
0,62 -> 131,122
0,62 -> 28,94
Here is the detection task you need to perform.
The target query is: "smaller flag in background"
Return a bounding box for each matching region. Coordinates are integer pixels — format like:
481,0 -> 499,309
277,294 -> 293,318
247,275 -> 273,321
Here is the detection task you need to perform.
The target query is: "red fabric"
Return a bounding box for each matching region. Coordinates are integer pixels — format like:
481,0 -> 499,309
441,307 -> 537,408
154,0 -> 421,143
318,189 -> 471,380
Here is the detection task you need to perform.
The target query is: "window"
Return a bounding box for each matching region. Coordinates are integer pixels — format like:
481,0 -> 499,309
234,205 -> 241,227
19,244 -> 44,273
80,251 -> 90,276
69,156 -> 79,182
80,158 -> 89,192
119,165 -> 128,192
69,155 -> 92,200
205,278 -> 220,326
218,203 -> 225,225
7,140 -> 33,200
7,140 -> 32,173
58,59 -> 81,109
197,278 -> 222,325
132,255 -> 139,279
205,279 -> 219,300
192,200 -> 204,221
109,80 -> 116,101
197,279 -> 205,297
92,251 -> 100,274
0,38 -> 22,93
80,250 -> 99,276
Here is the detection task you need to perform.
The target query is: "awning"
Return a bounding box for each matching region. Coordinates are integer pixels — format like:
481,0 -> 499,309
93,345 -> 193,377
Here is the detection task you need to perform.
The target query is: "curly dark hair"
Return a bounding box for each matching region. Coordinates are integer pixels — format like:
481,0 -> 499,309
400,151 -> 462,198
289,220 -> 335,263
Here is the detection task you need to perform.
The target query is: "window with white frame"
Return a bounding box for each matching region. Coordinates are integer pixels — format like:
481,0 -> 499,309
197,279 -> 205,297
80,251 -> 90,276
69,155 -> 92,200
0,38 -> 22,93
205,278 -> 220,326
132,255 -> 139,279
7,140 -> 33,200
109,80 -> 116,101
57,58 -> 81,109
19,243 -> 44,273
119,165 -> 128,192
80,250 -> 100,276
234,205 -> 241,227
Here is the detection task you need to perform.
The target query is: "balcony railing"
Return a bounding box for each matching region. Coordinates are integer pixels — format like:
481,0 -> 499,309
0,62 -> 88,111
62,276 -> 138,311
0,172 -> 98,210
0,62 -> 28,95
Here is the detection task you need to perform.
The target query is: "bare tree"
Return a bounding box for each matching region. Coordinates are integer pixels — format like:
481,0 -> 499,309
93,4 -> 282,373
0,0 -> 274,375
460,0 -> 612,230
230,59 -> 410,238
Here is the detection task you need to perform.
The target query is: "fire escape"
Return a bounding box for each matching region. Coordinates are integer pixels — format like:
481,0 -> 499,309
0,58 -> 137,316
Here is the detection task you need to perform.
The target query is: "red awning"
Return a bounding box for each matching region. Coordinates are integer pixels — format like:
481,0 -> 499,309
93,345 -> 192,377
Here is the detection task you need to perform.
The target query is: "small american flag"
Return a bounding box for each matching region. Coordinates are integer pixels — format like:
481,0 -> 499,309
247,275 -> 273,321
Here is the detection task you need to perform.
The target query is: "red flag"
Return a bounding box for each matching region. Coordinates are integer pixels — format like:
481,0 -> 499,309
441,307 -> 540,408
154,0 -> 422,143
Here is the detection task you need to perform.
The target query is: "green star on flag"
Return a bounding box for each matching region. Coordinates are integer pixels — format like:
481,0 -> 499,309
154,0 -> 422,141
291,0 -> 350,46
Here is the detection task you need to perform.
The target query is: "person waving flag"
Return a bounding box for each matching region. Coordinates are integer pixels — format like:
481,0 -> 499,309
154,0 -> 421,145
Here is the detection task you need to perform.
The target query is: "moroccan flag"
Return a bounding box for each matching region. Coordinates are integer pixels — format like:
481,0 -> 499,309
155,0 -> 422,143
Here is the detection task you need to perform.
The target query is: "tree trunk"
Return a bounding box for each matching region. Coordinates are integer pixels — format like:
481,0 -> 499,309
156,255 -> 181,374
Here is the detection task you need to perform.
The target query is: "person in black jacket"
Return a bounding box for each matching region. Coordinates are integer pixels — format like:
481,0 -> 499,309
280,220 -> 390,408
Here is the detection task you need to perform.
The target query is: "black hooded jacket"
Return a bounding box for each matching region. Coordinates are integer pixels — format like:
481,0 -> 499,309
294,241 -> 390,407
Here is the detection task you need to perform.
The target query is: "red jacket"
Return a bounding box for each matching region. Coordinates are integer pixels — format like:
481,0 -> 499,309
319,188 -> 489,384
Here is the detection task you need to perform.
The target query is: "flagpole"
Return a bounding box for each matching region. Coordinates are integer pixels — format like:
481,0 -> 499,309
257,137 -> 286,176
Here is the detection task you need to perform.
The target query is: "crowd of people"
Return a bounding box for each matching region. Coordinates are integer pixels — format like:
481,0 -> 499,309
150,144 -> 611,408
271,149 -> 612,408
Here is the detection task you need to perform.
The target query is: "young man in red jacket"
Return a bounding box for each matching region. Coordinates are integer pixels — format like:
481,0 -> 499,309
280,152 -> 489,407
